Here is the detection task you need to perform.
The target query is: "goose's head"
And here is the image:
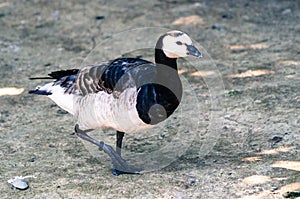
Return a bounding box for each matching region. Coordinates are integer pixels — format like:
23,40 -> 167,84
157,30 -> 202,59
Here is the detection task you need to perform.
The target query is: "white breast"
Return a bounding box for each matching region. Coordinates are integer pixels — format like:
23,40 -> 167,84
74,87 -> 152,133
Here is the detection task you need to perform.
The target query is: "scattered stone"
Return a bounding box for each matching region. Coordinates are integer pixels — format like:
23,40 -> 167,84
7,176 -> 36,190
223,125 -> 229,130
222,13 -> 233,19
254,100 -> 262,104
50,104 -> 58,108
185,177 -> 197,188
175,192 -> 186,199
48,143 -> 56,148
28,155 -> 36,162
57,109 -> 68,115
281,8 -> 292,15
227,90 -> 243,96
95,15 -> 105,20
269,136 -> 283,144
8,178 -> 28,190
271,187 -> 278,192
211,23 -> 224,31
231,49 -> 246,54
51,10 -> 60,18
224,114 -> 232,119
158,134 -> 165,140
44,63 -> 51,67
194,2 -> 202,7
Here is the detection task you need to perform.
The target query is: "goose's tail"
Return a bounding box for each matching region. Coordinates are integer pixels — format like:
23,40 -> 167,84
29,69 -> 79,115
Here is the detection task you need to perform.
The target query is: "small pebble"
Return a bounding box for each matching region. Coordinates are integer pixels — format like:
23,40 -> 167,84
224,114 -> 232,119
223,125 -> 229,130
158,134 -> 165,140
49,143 -> 56,148
227,90 -> 243,96
57,109 -> 68,115
231,49 -> 246,54
8,177 -> 29,190
281,8 -> 291,15
271,187 -> 278,192
175,192 -> 186,199
222,13 -> 233,19
185,177 -> 197,187
211,23 -> 224,31
269,136 -> 283,144
44,63 -> 51,67
254,100 -> 262,104
28,155 -> 36,162
95,15 -> 105,20
51,10 -> 60,18
194,2 -> 202,7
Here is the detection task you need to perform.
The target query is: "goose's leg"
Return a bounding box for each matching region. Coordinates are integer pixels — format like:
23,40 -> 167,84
116,131 -> 125,156
112,131 -> 130,175
74,124 -> 140,175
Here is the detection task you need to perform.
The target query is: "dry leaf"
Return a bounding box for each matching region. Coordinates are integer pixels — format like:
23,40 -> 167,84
286,74 -> 298,78
227,69 -> 274,78
272,161 -> 300,172
172,15 -> 204,25
249,44 -> 269,49
228,43 -> 269,50
279,60 -> 300,66
277,182 -> 300,195
0,87 -> 24,96
0,2 -> 9,8
256,146 -> 295,155
242,156 -> 262,162
228,45 -> 247,50
242,175 -> 272,185
242,175 -> 286,186
189,70 -> 216,77
178,68 -> 188,75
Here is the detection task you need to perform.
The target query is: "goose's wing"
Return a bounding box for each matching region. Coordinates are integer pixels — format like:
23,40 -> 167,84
75,61 -> 110,95
77,58 -> 157,96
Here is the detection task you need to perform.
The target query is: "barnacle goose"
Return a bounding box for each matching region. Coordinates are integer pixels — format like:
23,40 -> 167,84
29,30 -> 202,175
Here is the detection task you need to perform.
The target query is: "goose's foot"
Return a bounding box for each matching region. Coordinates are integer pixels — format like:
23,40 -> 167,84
112,168 -> 140,176
101,141 -> 141,175
75,125 -> 141,175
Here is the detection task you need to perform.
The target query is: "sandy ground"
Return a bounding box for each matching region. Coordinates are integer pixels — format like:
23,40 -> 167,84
0,0 -> 299,198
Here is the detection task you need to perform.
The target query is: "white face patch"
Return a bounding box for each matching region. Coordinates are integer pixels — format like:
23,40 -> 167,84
162,31 -> 194,58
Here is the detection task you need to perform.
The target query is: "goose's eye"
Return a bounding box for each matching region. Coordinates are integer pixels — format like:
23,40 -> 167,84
176,41 -> 183,45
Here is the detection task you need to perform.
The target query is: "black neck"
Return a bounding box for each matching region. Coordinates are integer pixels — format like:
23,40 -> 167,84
155,49 -> 178,70
154,34 -> 178,70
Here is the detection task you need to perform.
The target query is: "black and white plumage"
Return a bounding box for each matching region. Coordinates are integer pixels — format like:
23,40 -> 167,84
29,30 -> 202,175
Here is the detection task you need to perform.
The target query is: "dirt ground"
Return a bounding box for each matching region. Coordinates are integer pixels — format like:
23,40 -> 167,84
0,0 -> 299,198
